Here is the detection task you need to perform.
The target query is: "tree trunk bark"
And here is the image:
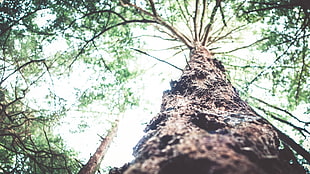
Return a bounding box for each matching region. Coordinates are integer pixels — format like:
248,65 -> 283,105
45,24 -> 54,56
110,47 -> 306,174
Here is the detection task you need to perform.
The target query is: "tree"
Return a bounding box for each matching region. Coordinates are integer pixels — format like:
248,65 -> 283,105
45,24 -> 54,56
106,0 -> 309,173
0,0 -> 138,173
1,0 -> 309,173
111,44 -> 306,174
78,121 -> 119,174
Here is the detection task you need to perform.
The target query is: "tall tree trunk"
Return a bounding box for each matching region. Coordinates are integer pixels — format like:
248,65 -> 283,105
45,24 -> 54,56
110,46 -> 306,174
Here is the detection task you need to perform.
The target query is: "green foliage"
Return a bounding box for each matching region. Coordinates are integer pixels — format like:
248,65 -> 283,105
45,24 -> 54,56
1,0 -> 142,173
233,0 -> 309,109
0,93 -> 80,173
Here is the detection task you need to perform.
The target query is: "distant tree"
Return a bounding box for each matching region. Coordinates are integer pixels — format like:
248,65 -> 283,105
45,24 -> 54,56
0,0 -> 138,173
0,1 -> 79,172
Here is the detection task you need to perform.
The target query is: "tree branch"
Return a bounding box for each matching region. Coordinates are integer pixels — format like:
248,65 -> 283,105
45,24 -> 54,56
245,38 -> 297,90
121,0 -> 193,48
294,43 -> 307,104
68,19 -> 158,68
0,8 -> 41,36
250,103 -> 310,164
0,59 -> 46,86
216,37 -> 268,54
250,96 -> 309,125
78,120 -> 119,174
157,19 -> 193,48
199,0 -> 208,39
207,24 -> 247,46
257,106 -> 309,138
244,3 -> 297,14
274,127 -> 310,164
147,0 -> 158,17
193,0 -> 200,41
66,10 -> 127,30
131,48 -> 183,71
219,1 -> 227,27
175,0 -> 194,39
201,0 -> 221,45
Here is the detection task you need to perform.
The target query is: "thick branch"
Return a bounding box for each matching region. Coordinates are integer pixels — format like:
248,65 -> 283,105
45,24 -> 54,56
157,20 -> 193,48
274,127 -> 310,164
219,1 -> 227,26
121,0 -> 193,48
201,1 -> 221,45
147,0 -> 158,17
193,0 -> 200,41
0,59 -> 45,86
199,0 -> 208,39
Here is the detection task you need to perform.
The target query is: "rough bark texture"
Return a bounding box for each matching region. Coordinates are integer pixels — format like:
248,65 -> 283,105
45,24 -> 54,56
110,47 -> 306,174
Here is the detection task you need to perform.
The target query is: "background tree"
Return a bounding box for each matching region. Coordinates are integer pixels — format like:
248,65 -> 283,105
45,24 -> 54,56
1,0 -> 139,173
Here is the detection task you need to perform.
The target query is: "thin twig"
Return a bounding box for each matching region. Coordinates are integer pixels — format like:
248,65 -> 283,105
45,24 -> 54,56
216,37 -> 268,54
245,32 -> 301,90
68,19 -> 157,68
131,48 -> 183,71
250,96 -> 309,124
257,106 -> 309,138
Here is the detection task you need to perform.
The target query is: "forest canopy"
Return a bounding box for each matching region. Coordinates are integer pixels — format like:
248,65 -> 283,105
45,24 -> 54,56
0,0 -> 309,173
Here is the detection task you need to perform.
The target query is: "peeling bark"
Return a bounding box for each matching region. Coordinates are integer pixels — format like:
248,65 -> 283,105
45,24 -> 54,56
110,47 -> 306,174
